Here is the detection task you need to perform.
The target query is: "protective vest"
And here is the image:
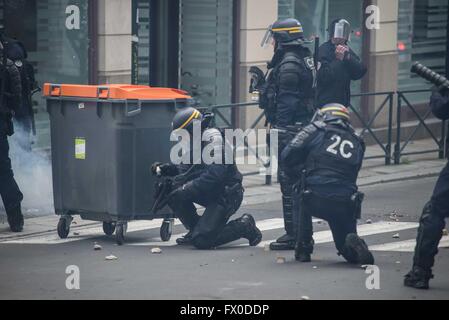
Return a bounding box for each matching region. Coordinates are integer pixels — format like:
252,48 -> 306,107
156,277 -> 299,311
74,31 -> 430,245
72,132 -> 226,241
305,123 -> 364,183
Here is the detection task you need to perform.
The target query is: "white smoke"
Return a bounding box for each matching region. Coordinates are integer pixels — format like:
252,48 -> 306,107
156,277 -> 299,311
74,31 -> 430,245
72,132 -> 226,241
0,122 -> 54,217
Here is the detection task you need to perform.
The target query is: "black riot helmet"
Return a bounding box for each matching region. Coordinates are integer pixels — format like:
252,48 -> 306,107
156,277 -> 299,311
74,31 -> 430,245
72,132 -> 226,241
172,107 -> 203,133
328,18 -> 351,42
319,103 -> 351,123
261,18 -> 305,48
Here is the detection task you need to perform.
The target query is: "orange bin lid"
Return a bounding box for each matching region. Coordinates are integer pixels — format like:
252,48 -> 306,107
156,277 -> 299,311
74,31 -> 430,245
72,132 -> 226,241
43,83 -> 191,100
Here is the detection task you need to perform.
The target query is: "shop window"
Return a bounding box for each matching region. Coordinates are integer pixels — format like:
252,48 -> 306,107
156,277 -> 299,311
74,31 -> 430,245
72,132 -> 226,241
0,0 -> 89,149
278,0 -> 364,107
398,0 -> 447,101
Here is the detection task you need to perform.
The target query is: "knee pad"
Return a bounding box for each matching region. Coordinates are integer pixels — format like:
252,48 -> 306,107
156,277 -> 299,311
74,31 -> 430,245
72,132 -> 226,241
192,235 -> 215,250
420,201 -> 445,231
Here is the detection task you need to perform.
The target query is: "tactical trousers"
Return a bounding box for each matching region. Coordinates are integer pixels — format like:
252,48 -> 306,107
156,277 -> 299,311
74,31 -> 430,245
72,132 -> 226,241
413,161 -> 449,271
168,185 -> 245,249
0,117 -> 23,213
277,131 -> 298,235
297,192 -> 357,255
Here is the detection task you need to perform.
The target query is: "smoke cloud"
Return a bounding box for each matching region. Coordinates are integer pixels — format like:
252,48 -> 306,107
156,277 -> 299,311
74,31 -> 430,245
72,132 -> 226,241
0,122 -> 54,218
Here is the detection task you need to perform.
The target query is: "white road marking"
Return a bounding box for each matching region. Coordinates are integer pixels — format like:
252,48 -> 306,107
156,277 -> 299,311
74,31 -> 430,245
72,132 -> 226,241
255,221 -> 419,248
0,217 -> 321,245
255,218 -> 322,231
2,219 -> 182,244
369,235 -> 449,252
1,217 -> 427,253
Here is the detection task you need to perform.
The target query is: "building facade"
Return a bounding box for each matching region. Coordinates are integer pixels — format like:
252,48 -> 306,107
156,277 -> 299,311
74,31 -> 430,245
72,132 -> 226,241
0,0 -> 447,148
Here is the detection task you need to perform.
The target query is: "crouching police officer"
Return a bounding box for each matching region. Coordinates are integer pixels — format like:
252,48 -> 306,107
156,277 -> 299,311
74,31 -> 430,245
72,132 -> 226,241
259,18 -> 316,250
0,36 -> 24,232
151,107 -> 262,249
281,104 -> 374,264
404,85 -> 449,289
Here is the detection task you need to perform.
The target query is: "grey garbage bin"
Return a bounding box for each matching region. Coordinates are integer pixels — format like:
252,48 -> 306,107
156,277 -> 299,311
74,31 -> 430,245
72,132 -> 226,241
43,83 -> 192,244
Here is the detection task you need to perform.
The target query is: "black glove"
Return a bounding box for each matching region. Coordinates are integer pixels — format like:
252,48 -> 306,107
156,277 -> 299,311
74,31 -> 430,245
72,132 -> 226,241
151,162 -> 178,176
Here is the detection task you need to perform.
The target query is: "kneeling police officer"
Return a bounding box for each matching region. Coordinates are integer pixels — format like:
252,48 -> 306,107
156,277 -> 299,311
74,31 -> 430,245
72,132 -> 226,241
281,104 -> 374,264
151,107 -> 262,249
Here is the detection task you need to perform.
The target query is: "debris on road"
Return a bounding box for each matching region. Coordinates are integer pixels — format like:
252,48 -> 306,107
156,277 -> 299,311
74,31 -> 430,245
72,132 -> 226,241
395,261 -> 401,264
105,255 -> 118,261
366,219 -> 372,224
301,296 -> 310,300
276,256 -> 286,264
93,242 -> 102,251
388,211 -> 401,221
151,247 -> 162,254
443,229 -> 448,236
73,232 -> 80,236
312,266 -> 318,269
392,233 -> 400,239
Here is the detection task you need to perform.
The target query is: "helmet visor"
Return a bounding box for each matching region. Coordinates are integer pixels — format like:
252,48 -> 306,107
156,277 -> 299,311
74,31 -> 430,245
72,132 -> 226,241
333,19 -> 351,41
260,25 -> 273,48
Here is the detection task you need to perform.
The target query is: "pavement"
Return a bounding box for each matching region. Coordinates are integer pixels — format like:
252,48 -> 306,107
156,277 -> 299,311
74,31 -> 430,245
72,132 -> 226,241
0,177 -> 448,300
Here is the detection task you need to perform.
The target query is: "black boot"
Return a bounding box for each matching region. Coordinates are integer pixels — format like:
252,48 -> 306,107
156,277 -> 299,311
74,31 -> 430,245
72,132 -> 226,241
212,214 -> 262,248
269,234 -> 296,250
295,241 -> 313,262
176,230 -> 194,245
239,214 -> 262,246
7,205 -> 24,233
341,233 -> 374,265
404,266 -> 433,290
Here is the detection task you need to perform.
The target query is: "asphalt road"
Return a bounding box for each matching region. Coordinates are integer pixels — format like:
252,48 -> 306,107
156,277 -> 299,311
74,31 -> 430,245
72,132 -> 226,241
0,177 -> 448,300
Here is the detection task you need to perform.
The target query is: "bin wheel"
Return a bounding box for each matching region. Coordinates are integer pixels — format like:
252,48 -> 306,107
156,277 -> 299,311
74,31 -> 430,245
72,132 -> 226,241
103,222 -> 116,236
116,223 -> 127,246
160,219 -> 173,242
57,217 -> 71,239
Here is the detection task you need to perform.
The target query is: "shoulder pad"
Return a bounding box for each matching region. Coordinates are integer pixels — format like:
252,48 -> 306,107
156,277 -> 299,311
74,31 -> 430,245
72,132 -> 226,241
279,52 -> 302,65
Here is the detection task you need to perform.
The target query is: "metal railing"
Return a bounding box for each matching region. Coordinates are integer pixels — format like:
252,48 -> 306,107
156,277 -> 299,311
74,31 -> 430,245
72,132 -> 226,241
203,89 -> 447,185
349,92 -> 394,165
204,92 -> 396,184
394,89 -> 447,164
208,102 -> 272,185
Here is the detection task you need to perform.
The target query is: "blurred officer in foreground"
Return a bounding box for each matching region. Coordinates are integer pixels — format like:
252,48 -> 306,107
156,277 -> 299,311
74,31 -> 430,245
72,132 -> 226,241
0,33 -> 24,232
317,19 -> 366,107
404,85 -> 449,289
151,107 -> 262,249
258,18 -> 316,250
281,104 -> 374,264
4,37 -> 37,151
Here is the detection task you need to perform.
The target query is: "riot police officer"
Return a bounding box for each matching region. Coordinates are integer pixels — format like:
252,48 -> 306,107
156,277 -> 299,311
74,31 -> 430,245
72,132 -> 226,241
151,107 -> 262,249
404,86 -> 449,289
259,18 -> 316,250
0,35 -> 24,232
4,37 -> 36,151
317,19 -> 367,107
281,104 -> 374,264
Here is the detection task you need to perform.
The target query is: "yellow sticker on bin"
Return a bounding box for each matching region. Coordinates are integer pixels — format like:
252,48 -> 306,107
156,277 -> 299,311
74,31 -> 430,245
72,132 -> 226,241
75,138 -> 86,160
